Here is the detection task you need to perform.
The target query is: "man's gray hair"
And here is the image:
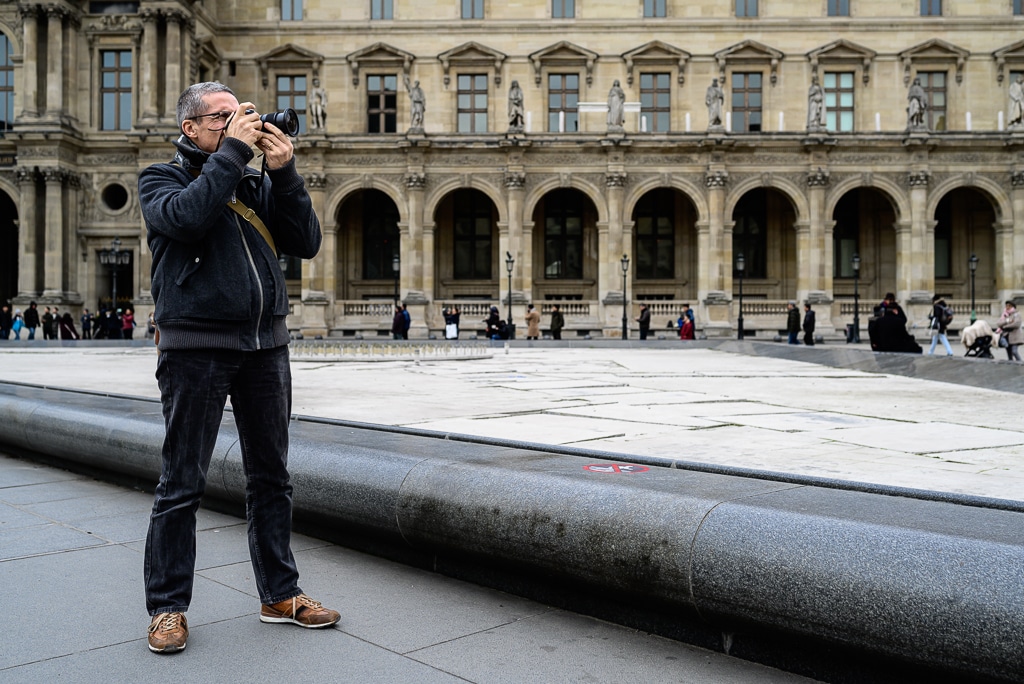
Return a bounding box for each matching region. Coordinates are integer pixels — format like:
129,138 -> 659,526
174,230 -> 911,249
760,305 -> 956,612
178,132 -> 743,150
176,82 -> 235,128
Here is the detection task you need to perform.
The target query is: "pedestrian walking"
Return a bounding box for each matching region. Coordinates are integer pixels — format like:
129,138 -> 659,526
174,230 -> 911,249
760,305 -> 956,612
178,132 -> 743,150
11,309 -> 24,340
24,302 -> 39,340
549,304 -> 564,340
995,301 -> 1022,362
443,306 -> 460,340
803,303 -> 816,346
635,303 -> 651,340
786,301 -> 800,344
927,295 -> 954,357
0,304 -> 11,340
80,309 -> 94,339
524,304 -> 541,340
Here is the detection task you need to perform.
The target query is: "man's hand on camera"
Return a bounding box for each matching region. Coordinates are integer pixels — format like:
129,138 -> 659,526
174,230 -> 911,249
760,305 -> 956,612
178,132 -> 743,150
256,122 -> 294,170
225,103 -> 262,147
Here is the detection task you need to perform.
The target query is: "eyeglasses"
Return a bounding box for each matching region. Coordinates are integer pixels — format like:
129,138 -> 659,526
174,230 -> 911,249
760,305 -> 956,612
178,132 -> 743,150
190,111 -> 232,129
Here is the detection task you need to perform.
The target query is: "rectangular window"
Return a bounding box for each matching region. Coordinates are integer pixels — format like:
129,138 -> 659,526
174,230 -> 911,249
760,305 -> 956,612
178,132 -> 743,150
552,0 -> 575,18
639,73 -> 670,133
282,0 -> 303,20
276,75 -> 307,134
736,0 -> 758,17
635,189 -> 675,279
919,71 -> 946,131
371,0 -> 393,19
454,191 -> 493,279
461,0 -> 483,19
548,73 -> 579,132
457,74 -> 488,133
643,0 -> 666,17
828,0 -> 850,15
731,72 -> 762,133
0,34 -> 13,130
100,50 -> 132,131
544,190 -> 583,279
824,72 -> 854,132
1015,0 -> 1023,15
920,0 -> 940,15
367,74 -> 398,133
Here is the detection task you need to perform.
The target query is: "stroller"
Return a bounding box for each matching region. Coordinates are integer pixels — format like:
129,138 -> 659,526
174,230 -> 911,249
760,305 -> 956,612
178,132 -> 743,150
961,320 -> 995,359
964,335 -> 994,358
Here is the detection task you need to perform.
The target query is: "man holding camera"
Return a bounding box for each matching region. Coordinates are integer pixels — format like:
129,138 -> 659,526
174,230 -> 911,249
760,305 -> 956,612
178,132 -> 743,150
138,82 -> 337,654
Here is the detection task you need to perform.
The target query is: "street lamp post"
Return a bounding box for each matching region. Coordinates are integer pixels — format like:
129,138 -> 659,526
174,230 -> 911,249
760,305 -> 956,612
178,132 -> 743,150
620,254 -> 630,340
735,253 -> 745,340
97,237 -> 129,311
969,253 -> 978,323
851,253 -> 861,343
392,253 -> 400,302
505,251 -> 515,339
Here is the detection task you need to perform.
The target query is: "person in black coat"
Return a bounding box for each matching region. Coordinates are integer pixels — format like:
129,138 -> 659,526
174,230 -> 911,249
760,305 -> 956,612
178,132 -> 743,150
786,301 -> 800,344
802,303 -> 815,346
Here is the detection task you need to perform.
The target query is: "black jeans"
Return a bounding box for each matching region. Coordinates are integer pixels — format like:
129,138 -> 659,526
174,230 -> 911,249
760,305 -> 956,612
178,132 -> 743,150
145,346 -> 301,615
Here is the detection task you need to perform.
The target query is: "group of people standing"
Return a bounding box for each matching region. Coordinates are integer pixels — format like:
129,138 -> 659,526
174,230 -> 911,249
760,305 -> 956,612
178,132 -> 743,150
0,301 -> 152,342
786,301 -> 817,346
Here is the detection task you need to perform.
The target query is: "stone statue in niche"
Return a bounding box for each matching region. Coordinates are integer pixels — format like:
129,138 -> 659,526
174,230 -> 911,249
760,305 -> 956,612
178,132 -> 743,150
807,76 -> 826,131
1008,74 -> 1024,129
706,78 -> 724,129
907,77 -> 928,131
607,79 -> 625,132
508,80 -> 524,133
309,78 -> 327,131
404,76 -> 425,132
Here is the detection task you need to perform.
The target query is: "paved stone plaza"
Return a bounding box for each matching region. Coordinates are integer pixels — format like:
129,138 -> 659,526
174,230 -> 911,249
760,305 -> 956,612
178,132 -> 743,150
2,342 -> 1022,682
1,342 -> 1021,502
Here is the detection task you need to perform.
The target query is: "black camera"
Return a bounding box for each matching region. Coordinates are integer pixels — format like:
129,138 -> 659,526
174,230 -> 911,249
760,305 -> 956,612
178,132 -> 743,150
244,108 -> 300,137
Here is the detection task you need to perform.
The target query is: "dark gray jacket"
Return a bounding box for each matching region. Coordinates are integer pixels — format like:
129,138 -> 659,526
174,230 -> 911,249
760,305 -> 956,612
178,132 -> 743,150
139,135 -> 321,351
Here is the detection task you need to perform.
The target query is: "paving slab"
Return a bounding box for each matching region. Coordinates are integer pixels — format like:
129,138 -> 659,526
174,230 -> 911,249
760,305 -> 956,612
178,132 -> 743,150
0,453 -> 815,683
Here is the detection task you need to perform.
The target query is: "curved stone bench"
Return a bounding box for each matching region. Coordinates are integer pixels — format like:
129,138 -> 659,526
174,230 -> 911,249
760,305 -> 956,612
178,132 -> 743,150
1,381 -> 1021,682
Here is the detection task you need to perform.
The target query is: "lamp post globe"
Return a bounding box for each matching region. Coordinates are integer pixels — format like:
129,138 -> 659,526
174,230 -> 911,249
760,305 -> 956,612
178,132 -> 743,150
735,253 -> 745,340
392,253 -> 400,302
620,254 -> 630,340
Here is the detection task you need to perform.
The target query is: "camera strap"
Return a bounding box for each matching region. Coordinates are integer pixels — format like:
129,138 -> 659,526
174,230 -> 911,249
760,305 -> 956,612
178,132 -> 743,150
227,197 -> 277,257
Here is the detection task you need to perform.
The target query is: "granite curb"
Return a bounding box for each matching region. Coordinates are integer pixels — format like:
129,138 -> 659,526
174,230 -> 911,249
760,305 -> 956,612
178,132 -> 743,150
1,382 -> 1021,682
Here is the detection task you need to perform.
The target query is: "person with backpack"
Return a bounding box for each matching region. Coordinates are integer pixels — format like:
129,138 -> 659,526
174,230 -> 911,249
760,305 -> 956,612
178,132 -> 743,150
928,295 -> 954,357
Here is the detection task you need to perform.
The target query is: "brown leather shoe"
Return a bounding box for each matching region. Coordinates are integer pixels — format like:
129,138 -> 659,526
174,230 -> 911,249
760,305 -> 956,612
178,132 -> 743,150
259,594 -> 340,629
148,612 -> 188,653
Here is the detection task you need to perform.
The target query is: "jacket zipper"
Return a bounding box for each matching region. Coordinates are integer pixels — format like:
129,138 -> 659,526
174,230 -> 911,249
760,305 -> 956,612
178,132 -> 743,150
233,211 -> 265,350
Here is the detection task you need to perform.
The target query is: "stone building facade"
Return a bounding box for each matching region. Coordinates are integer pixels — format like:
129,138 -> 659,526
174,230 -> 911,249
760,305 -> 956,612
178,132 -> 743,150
1,0 -> 1023,339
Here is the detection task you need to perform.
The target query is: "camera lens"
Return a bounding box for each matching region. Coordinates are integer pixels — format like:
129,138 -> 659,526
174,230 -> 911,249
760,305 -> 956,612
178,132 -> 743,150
259,108 -> 300,137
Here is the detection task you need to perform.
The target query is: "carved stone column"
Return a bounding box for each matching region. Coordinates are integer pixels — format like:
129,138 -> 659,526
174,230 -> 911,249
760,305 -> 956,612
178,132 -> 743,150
504,170 -> 526,300
15,168 -> 39,298
45,5 -> 64,118
907,170 -> 933,307
403,171 -> 427,305
604,171 -> 627,306
19,6 -> 39,118
164,11 -> 183,122
894,219 -> 914,307
701,169 -> 730,335
139,9 -> 159,121
804,167 -> 831,302
1008,170 -> 1024,301
41,168 -> 65,298
298,173 -> 329,336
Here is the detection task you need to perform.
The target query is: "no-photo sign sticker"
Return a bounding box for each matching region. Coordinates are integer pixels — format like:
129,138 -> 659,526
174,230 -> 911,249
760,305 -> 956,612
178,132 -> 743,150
583,464 -> 650,474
